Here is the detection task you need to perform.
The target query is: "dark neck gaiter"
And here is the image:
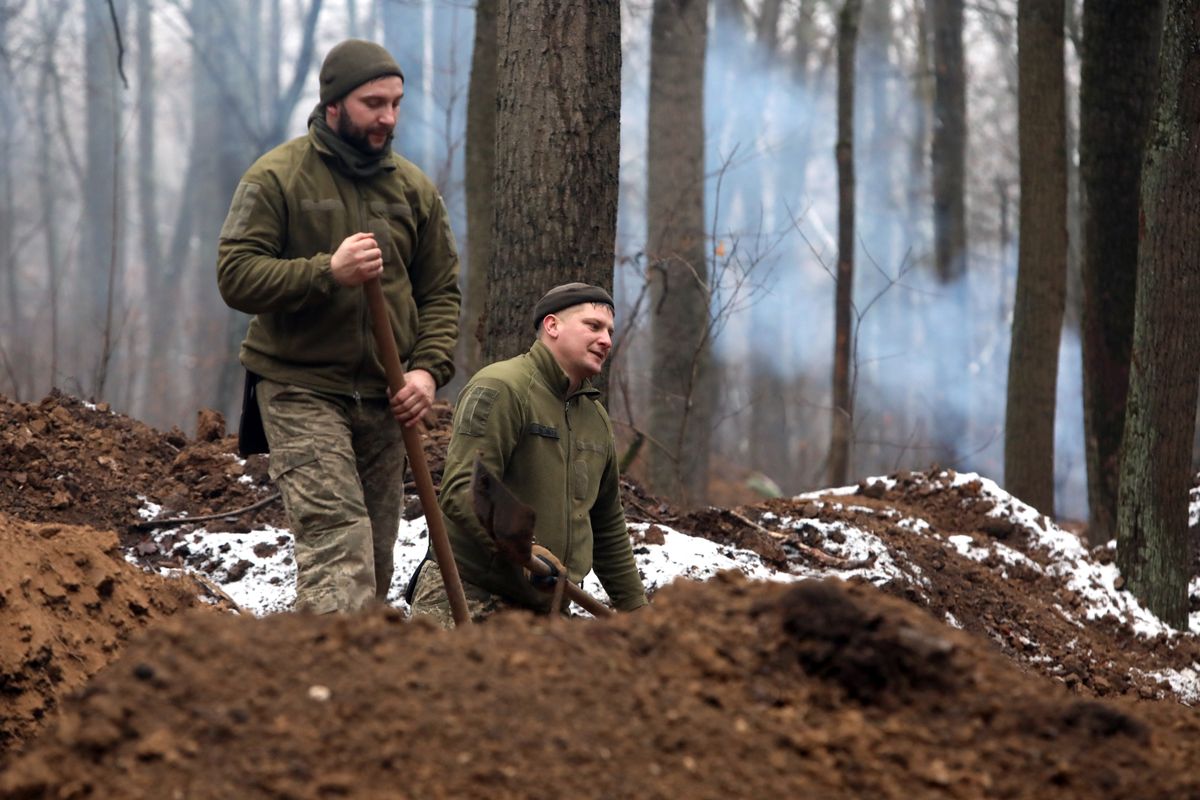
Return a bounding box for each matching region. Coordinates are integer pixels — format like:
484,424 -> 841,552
307,103 -> 395,180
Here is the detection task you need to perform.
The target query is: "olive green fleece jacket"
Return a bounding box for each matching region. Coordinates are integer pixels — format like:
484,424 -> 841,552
216,126 -> 461,396
438,341 -> 648,613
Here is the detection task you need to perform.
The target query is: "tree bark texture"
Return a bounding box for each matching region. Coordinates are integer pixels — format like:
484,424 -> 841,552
929,0 -> 966,283
646,0 -> 711,506
830,0 -> 862,487
1116,0 -> 1200,630
1004,0 -> 1067,515
459,0 -> 497,379
485,1 -> 621,364
1079,0 -> 1164,544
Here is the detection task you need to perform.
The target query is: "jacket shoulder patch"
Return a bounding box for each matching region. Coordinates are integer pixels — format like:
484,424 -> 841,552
220,181 -> 263,241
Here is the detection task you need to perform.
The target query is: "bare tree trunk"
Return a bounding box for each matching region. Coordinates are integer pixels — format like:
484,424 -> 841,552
928,0 -> 968,462
35,2 -> 66,398
0,0 -> 19,397
646,0 -> 711,506
484,1 -> 621,364
909,0 -> 931,247
1004,0 -> 1067,515
929,0 -> 966,282
459,0 -> 497,379
130,0 -> 160,417
82,0 -> 128,399
1079,0 -> 1164,544
755,0 -> 783,51
1116,0 -> 1200,630
830,0 -> 862,487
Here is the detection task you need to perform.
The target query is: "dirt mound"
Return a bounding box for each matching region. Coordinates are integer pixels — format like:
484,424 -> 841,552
729,472 -> 1200,702
4,576 -> 1199,800
0,391 -> 285,537
0,513 -> 229,753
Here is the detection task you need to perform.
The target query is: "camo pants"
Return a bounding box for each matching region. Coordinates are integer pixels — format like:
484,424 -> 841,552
408,560 -> 513,629
257,379 -> 405,615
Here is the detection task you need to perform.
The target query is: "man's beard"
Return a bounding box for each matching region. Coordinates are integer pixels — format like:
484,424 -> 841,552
336,105 -> 394,156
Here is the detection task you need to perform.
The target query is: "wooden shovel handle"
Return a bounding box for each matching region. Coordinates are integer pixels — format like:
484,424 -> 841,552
364,279 -> 471,627
524,556 -> 615,618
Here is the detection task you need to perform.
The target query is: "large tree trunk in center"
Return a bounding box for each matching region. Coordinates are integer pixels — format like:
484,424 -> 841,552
459,0 -> 498,379
645,0 -> 711,506
484,1 -> 621,364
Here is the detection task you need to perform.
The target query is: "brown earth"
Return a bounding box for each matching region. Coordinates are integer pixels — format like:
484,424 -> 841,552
4,577 -> 1200,799
2,391 -> 1200,798
0,514 -> 232,753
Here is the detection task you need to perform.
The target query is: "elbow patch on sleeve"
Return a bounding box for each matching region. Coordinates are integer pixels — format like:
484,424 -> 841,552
220,181 -> 263,240
457,385 -> 499,437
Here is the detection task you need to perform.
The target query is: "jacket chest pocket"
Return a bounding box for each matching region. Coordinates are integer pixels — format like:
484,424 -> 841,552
368,201 -> 416,268
299,198 -> 348,254
573,439 -> 607,501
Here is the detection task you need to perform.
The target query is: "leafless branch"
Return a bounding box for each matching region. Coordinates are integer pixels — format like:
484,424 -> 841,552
106,0 -> 129,88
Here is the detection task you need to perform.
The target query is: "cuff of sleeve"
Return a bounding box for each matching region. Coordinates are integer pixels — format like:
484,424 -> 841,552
313,255 -> 338,296
616,594 -> 649,613
409,358 -> 454,389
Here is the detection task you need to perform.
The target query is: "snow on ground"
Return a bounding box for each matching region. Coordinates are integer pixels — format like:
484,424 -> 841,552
130,470 -> 1200,698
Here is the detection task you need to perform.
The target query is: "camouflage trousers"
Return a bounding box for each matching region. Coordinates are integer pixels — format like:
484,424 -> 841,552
409,560 -> 513,629
257,379 -> 405,615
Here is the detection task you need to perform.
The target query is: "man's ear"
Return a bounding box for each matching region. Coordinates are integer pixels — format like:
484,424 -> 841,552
542,314 -> 559,341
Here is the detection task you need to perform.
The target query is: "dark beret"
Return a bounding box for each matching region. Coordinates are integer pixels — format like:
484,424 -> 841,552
532,282 -> 614,330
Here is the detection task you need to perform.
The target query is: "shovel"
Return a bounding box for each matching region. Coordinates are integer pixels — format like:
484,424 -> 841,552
470,457 -> 615,619
364,279 -> 471,627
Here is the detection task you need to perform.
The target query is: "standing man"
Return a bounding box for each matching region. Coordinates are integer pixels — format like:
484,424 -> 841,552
410,283 -> 648,625
217,40 -> 460,614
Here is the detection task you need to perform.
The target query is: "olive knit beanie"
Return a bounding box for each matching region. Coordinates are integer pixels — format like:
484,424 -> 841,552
532,283 -> 615,330
319,39 -> 405,106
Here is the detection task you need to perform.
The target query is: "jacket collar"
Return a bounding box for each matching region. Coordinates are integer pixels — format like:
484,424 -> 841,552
528,339 -> 600,400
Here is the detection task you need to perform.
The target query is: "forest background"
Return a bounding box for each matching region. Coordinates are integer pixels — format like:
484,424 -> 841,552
0,0 -> 1194,539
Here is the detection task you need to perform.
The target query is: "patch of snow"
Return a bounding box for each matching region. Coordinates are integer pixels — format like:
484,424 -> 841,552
137,496 -> 164,521
897,517 -> 931,534
1133,666 -> 1200,705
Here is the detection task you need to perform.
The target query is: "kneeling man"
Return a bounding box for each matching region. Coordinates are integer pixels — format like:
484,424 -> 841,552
410,283 -> 648,624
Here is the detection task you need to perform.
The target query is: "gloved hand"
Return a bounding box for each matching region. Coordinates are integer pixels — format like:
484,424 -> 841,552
527,544 -> 566,592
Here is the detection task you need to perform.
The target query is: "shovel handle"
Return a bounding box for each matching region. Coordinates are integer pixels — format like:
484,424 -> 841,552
364,279 -> 471,627
524,556 -> 615,618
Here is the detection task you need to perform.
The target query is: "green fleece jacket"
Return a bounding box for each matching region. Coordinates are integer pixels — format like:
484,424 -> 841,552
216,126 -> 460,395
439,341 -> 648,613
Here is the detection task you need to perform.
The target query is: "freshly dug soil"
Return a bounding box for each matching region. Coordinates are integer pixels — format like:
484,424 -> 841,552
0,514 -> 228,752
3,390 -> 1200,799
4,575 -> 1200,800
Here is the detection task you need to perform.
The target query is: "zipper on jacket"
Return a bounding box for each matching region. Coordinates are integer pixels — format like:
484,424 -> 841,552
562,394 -> 574,574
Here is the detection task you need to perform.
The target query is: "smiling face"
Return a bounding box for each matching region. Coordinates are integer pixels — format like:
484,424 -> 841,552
540,303 -> 615,389
327,75 -> 404,155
